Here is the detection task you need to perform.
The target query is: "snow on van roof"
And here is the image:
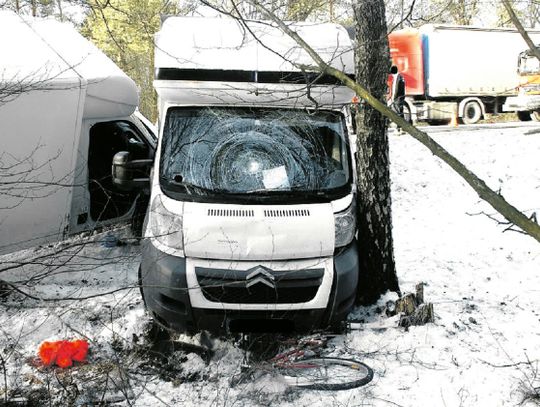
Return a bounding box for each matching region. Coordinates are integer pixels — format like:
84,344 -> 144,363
154,16 -> 354,74
0,11 -> 138,118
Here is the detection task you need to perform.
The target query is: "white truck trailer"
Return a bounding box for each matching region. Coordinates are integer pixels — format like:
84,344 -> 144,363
0,11 -> 156,255
389,25 -> 540,124
113,16 -> 359,333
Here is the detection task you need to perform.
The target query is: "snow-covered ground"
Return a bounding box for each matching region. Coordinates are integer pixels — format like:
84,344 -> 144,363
1,122 -> 539,406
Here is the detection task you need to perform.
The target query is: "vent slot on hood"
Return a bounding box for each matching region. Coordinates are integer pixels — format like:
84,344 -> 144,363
264,209 -> 310,217
208,209 -> 254,217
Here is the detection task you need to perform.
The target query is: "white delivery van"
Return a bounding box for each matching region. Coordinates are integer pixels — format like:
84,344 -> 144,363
115,16 -> 358,333
0,11 -> 156,255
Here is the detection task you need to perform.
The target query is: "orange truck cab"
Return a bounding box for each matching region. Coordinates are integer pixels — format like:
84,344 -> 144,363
507,47 -> 540,121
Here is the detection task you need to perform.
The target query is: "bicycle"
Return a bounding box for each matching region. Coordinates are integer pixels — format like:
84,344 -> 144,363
230,334 -> 373,391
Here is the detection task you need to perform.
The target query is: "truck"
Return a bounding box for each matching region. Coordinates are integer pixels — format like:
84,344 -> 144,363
388,25 -> 540,124
503,44 -> 540,121
0,11 -> 156,255
113,16 -> 359,333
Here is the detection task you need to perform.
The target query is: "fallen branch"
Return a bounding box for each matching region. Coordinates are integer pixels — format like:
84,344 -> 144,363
249,1 -> 540,243
467,210 -> 538,235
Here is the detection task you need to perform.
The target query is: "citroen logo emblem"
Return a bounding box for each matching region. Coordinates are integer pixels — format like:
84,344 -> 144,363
245,265 -> 275,289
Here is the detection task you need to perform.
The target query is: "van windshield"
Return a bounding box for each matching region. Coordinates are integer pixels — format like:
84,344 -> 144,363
160,107 -> 351,201
519,50 -> 540,75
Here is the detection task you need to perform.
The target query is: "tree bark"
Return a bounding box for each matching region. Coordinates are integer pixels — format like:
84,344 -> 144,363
353,0 -> 400,304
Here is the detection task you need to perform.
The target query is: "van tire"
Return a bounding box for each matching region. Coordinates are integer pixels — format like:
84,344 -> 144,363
532,110 -> 540,122
462,100 -> 482,124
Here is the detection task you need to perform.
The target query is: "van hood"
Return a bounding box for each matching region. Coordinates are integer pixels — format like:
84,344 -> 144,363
182,202 -> 335,261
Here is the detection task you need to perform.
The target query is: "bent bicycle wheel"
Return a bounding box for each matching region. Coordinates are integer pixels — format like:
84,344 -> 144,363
276,357 -> 373,390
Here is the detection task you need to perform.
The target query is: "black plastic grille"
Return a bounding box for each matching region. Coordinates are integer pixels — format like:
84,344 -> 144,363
264,209 -> 310,217
208,208 -> 254,217
195,267 -> 323,304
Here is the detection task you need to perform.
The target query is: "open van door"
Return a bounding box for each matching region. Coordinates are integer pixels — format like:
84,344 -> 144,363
67,114 -> 155,237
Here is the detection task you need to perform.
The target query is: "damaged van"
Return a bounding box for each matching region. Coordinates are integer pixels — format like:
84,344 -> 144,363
114,17 -> 359,332
0,11 -> 155,256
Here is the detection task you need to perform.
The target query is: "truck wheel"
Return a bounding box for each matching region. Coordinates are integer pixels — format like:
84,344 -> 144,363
462,101 -> 482,124
517,111 -> 532,121
531,110 -> 540,122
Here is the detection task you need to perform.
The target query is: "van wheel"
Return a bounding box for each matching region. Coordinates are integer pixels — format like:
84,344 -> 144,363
517,111 -> 532,121
531,110 -> 540,122
462,100 -> 482,124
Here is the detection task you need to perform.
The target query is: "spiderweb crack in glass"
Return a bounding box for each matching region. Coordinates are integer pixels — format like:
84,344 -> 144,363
160,107 -> 350,196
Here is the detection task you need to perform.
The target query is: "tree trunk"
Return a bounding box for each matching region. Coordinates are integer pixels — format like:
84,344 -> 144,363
353,0 -> 400,304
57,0 -> 64,21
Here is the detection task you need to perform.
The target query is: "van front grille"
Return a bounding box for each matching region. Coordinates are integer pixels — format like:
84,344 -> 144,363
195,267 -> 323,304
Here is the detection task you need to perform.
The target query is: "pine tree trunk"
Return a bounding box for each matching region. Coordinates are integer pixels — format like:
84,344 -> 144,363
353,0 -> 400,304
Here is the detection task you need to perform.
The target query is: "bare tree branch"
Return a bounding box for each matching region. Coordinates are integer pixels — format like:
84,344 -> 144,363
502,0 -> 540,62
247,0 -> 540,243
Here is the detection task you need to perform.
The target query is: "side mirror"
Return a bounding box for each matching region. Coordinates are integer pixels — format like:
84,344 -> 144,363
112,151 -> 153,191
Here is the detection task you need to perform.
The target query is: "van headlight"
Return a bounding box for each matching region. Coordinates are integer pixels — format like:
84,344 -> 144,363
150,195 -> 184,250
334,203 -> 356,248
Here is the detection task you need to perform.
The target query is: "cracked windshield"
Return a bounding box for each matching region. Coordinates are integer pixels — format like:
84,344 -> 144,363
160,107 -> 351,195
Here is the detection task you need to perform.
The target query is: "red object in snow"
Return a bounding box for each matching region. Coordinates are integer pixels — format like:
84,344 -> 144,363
38,341 -> 62,366
38,339 -> 89,367
71,339 -> 89,362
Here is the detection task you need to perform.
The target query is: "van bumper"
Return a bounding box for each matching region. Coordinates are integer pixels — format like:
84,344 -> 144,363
140,240 -> 359,333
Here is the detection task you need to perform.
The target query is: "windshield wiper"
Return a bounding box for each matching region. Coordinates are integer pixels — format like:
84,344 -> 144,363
161,175 -> 346,200
161,175 -> 216,195
245,187 -> 290,194
249,189 -> 338,203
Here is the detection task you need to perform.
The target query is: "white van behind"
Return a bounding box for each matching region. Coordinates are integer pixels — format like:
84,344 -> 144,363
0,11 -> 156,255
